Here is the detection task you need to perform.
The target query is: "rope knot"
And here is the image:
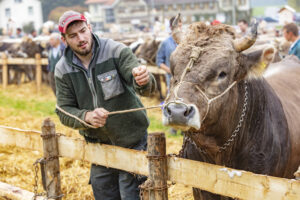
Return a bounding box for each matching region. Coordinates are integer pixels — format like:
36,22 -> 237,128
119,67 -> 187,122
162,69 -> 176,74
190,47 -> 202,61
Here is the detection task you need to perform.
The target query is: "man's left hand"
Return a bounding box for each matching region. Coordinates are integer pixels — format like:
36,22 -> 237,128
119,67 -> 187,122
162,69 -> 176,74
132,65 -> 149,86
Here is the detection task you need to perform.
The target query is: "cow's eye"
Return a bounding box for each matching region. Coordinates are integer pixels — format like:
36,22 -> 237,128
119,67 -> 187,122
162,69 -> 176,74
218,71 -> 227,80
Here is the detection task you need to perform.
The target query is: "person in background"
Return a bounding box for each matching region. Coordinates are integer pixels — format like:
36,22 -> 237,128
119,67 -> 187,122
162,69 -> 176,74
16,28 -> 24,38
156,16 -> 182,91
282,23 -> 300,60
153,16 -> 163,36
29,29 -> 37,39
47,32 -> 65,95
238,19 -> 248,37
55,10 -> 156,200
156,16 -> 182,135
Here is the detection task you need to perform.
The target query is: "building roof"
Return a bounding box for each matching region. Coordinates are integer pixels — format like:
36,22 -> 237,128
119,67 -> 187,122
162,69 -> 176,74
144,0 -> 216,5
278,5 -> 296,13
85,0 -> 116,5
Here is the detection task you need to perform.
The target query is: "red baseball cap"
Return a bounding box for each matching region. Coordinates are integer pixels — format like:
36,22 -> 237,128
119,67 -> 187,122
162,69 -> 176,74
58,10 -> 87,34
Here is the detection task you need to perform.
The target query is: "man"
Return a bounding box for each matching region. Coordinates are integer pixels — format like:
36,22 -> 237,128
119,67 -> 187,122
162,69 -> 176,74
156,16 -> 182,90
47,32 -> 65,95
283,23 -> 300,60
237,19 -> 248,37
55,10 -> 156,200
16,28 -> 24,38
156,16 -> 182,135
29,29 -> 37,39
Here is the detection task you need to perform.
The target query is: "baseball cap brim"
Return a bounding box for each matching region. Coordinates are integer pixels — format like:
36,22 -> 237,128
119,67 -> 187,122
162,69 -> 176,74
58,13 -> 87,34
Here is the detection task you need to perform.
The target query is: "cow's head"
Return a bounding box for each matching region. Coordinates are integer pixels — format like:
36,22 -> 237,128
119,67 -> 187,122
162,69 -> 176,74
162,14 -> 275,131
135,38 -> 160,64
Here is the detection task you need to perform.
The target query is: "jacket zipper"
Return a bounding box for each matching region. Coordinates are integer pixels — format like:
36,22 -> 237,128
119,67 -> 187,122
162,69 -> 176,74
70,63 -> 98,109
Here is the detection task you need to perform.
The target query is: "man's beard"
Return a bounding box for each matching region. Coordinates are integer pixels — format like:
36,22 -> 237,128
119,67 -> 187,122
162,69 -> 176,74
74,46 -> 92,56
67,39 -> 93,56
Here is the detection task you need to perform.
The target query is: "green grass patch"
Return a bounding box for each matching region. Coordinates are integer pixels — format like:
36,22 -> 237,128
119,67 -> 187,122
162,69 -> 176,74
0,93 -> 56,117
148,115 -> 168,132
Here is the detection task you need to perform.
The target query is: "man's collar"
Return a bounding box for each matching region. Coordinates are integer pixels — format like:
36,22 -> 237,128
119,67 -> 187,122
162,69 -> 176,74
290,37 -> 300,50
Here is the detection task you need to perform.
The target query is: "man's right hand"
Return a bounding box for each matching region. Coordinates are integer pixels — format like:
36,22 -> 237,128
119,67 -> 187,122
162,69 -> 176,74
85,108 -> 109,128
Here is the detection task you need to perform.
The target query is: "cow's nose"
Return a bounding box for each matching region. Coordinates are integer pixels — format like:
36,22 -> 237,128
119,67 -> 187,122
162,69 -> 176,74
163,103 -> 195,125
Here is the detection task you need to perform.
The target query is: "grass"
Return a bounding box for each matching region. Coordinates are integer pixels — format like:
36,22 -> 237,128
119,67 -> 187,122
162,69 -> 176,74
0,82 -> 173,135
0,93 -> 56,117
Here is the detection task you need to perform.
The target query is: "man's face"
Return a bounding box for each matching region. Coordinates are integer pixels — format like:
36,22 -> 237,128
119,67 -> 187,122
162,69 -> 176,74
283,29 -> 292,42
238,22 -> 247,32
62,21 -> 93,56
49,37 -> 60,47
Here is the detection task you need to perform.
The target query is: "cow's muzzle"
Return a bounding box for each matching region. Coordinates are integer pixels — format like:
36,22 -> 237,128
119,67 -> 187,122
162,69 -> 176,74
162,102 -> 200,130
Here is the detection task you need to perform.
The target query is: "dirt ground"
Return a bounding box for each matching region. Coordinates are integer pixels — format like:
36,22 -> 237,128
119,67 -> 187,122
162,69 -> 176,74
0,82 -> 193,200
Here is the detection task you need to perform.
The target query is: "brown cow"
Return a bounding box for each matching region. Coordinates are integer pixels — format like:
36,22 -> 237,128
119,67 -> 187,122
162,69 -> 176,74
162,14 -> 300,199
134,37 -> 166,100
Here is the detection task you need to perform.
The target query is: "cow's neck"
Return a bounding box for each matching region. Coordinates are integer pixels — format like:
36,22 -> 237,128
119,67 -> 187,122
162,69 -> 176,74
186,78 -> 290,175
231,78 -> 290,176
197,78 -> 289,176
185,81 -> 247,164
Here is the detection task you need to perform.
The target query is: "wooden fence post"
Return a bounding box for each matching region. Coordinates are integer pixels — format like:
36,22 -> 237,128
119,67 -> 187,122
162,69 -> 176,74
144,132 -> 168,200
41,118 -> 62,199
35,53 -> 42,93
2,53 -> 8,89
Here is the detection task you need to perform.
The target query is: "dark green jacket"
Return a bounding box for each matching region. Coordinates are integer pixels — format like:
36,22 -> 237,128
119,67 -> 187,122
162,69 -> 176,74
55,34 -> 156,148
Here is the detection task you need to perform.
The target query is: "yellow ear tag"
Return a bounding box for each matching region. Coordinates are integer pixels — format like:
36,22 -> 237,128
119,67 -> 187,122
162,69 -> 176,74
258,61 -> 267,72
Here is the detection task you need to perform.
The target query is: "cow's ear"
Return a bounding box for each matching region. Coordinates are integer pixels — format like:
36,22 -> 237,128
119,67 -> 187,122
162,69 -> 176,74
237,46 -> 275,80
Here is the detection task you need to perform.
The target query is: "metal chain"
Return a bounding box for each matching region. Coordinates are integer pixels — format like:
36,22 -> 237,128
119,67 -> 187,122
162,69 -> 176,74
185,81 -> 248,155
218,81 -> 248,153
33,158 -> 46,200
32,157 -> 63,200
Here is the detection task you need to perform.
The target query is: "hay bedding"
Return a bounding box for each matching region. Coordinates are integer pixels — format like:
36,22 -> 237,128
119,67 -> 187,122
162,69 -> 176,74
0,83 -> 192,200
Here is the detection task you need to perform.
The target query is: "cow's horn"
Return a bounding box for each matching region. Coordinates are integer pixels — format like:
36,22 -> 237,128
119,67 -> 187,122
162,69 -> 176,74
233,19 -> 258,52
171,13 -> 182,44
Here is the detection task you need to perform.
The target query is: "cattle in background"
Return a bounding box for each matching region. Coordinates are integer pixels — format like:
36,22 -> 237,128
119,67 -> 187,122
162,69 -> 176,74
133,37 -> 166,100
0,37 -> 49,85
247,35 -> 292,62
162,14 -> 300,199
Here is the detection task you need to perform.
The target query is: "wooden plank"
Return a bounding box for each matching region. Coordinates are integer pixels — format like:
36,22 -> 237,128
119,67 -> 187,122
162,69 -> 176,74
147,132 -> 168,200
1,126 -> 299,199
41,58 -> 48,65
167,156 -> 300,200
0,58 -> 49,65
0,125 -> 43,151
1,54 -> 8,89
147,65 -> 166,75
0,125 -> 149,176
0,181 -> 44,200
58,135 -> 149,176
35,54 -> 42,93
41,119 -> 62,199
7,58 -> 36,65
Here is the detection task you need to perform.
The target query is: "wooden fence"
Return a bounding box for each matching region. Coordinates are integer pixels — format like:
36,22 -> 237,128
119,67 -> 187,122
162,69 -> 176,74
0,120 -> 299,200
0,54 -> 166,93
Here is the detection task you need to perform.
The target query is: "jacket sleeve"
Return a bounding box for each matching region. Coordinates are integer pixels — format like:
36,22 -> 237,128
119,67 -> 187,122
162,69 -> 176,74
55,70 -> 90,130
156,42 -> 166,67
117,47 -> 156,97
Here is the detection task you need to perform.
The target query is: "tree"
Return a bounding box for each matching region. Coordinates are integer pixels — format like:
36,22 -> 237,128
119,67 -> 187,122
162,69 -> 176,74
288,0 -> 300,12
48,6 -> 87,22
23,22 -> 35,34
39,0 -> 87,22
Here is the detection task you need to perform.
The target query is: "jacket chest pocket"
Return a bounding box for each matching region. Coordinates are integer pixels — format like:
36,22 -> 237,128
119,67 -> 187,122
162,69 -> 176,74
97,69 -> 125,100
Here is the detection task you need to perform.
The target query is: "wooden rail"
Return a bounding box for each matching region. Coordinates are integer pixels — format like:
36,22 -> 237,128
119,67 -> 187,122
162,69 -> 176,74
0,122 -> 299,199
0,182 -> 43,200
0,53 -> 48,92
